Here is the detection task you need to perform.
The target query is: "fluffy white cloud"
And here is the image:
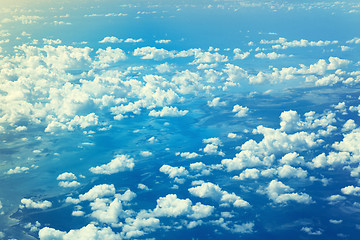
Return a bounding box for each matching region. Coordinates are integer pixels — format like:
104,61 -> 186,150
58,181 -> 80,188
93,47 -> 127,68
89,154 -> 134,175
99,36 -> 123,43
79,184 -> 116,201
149,106 -> 188,117
133,46 -> 176,60
233,48 -> 250,60
265,180 -> 312,204
301,227 -> 322,236
279,152 -> 305,166
233,168 -> 260,180
202,137 -> 225,156
39,224 -> 121,240
207,97 -> 226,107
326,194 -> 346,204
140,151 -> 152,157
342,119 -> 356,132
124,38 -> 144,43
20,198 -> 52,209
188,182 -> 250,207
255,52 -> 286,60
277,165 -> 307,179
232,105 -> 249,117
333,128 -> 360,156
153,194 -> 192,217
176,152 -> 201,159
155,39 -> 171,44
188,202 -> 214,219
90,197 -> 126,224
261,37 -> 338,49
159,165 -> 188,178
57,172 -> 77,181
341,185 -> 360,196
7,166 -> 29,174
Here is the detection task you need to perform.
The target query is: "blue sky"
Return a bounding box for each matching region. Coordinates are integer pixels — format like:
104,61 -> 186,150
0,0 -> 360,239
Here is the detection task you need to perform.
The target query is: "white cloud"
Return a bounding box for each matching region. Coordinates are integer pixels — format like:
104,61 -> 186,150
342,119 -> 356,132
177,152 -> 201,159
79,184 -> 116,201
149,106 -> 188,117
188,182 -> 250,207
279,152 -> 305,166
341,185 -> 360,196
90,197 -> 125,224
20,198 -> 52,209
89,154 -> 134,175
227,133 -> 238,138
188,202 -> 214,219
232,222 -> 255,233
326,194 -> 346,204
39,224 -> 121,240
124,38 -> 144,43
7,166 -> 29,174
277,165 -> 307,179
329,219 -> 343,224
255,52 -> 286,60
153,194 -> 192,217
261,37 -> 338,49
233,168 -> 260,180
155,62 -> 172,73
207,97 -> 226,107
99,36 -> 123,43
232,105 -> 249,117
93,47 -> 127,68
301,227 -> 322,236
159,165 -> 188,178
333,128 -> 360,156
140,151 -> 152,157
233,48 -> 250,60
72,210 -> 85,217
133,46 -> 176,60
58,181 -> 80,188
43,38 -> 62,45
138,183 -> 150,191
265,180 -> 312,204
57,172 -> 77,181
155,39 -> 171,44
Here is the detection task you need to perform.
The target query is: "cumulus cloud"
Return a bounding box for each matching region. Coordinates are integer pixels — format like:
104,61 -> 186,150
93,47 -> 127,68
58,181 -> 80,188
89,154 -> 134,175
233,168 -> 260,180
176,152 -> 201,159
188,182 -> 250,207
232,105 -> 249,117
7,166 -> 29,174
149,106 -> 188,117
265,180 -> 313,204
20,198 -> 52,210
153,194 -> 192,217
57,172 -> 77,181
124,38 -> 144,43
159,165 -> 188,178
233,48 -> 250,60
99,36 -> 123,43
207,97 -> 226,107
79,184 -> 116,201
39,224 -> 121,240
255,52 -> 286,60
341,185 -> 360,196
155,39 -> 171,44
